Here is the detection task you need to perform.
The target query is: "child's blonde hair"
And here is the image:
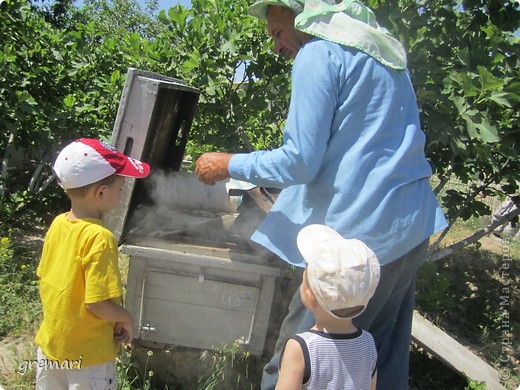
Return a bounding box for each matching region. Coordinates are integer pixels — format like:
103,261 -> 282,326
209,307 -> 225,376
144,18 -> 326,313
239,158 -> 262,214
63,175 -> 118,198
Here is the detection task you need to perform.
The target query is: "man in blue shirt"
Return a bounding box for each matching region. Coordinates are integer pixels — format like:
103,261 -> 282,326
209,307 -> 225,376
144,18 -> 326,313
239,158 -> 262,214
195,1 -> 447,388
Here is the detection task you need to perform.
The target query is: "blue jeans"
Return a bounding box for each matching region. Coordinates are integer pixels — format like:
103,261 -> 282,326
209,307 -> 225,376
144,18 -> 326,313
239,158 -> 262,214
261,240 -> 429,390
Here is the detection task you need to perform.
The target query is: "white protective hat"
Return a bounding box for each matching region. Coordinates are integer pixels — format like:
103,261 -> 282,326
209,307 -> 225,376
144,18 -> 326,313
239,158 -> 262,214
53,138 -> 150,189
297,224 -> 380,319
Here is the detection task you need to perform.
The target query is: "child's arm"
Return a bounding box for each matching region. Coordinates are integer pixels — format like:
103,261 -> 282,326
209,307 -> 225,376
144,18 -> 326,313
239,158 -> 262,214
86,299 -> 133,343
276,338 -> 305,390
370,370 -> 377,390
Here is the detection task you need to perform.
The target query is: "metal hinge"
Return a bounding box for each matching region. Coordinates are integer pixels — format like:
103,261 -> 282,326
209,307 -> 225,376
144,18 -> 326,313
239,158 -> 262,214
141,321 -> 157,332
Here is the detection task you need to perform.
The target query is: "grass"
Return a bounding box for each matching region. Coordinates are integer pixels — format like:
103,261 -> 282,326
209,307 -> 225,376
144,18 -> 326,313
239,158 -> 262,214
0,217 -> 518,389
0,334 -> 38,389
0,234 -> 41,338
412,219 -> 520,389
117,348 -> 156,390
196,343 -> 256,390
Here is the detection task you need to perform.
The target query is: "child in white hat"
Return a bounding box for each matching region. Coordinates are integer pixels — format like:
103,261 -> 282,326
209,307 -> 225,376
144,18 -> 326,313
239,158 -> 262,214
35,138 -> 150,389
276,224 -> 380,390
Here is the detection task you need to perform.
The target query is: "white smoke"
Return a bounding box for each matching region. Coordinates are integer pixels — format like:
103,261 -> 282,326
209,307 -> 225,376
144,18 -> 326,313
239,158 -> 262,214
125,170 -> 249,240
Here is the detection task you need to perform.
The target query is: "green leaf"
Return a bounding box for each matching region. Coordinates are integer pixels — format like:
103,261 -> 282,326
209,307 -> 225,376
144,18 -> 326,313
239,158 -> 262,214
506,82 -> 520,95
452,96 -> 467,114
221,40 -> 237,53
126,33 -> 141,52
110,70 -> 121,84
182,49 -> 201,73
449,71 -> 478,97
475,119 -> 499,143
63,94 -> 76,108
477,66 -> 504,92
461,113 -> 478,140
489,92 -> 511,108
167,5 -> 188,25
51,49 -> 63,61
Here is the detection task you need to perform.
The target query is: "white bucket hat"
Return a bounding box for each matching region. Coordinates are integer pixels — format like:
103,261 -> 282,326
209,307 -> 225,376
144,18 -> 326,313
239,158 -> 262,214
249,0 -> 407,69
53,138 -> 150,190
297,224 -> 380,319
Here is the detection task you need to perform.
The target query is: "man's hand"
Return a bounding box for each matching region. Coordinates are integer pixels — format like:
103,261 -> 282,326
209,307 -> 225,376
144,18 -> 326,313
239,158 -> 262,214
195,152 -> 234,185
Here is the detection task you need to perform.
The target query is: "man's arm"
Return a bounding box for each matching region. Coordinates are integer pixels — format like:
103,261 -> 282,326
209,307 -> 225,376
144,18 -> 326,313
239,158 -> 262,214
276,338 -> 305,390
197,42 -> 338,189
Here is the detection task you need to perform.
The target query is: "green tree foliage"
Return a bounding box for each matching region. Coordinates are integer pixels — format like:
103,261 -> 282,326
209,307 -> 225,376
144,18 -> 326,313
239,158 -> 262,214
80,0 -> 161,38
1,0 -> 127,151
0,0 -> 159,225
153,0 -> 292,154
0,236 -> 40,336
0,0 -> 519,259
32,0 -> 77,28
0,0 -> 288,229
368,0 -> 520,256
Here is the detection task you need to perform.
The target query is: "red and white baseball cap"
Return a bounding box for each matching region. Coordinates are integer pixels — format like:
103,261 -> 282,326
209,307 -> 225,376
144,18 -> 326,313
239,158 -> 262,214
53,138 -> 150,189
297,224 -> 380,319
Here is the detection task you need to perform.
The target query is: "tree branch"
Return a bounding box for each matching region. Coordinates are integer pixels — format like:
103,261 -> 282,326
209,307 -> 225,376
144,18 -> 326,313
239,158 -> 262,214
426,206 -> 520,262
429,160 -> 510,254
0,132 -> 17,207
433,174 -> 450,196
237,125 -> 254,152
432,166 -> 453,196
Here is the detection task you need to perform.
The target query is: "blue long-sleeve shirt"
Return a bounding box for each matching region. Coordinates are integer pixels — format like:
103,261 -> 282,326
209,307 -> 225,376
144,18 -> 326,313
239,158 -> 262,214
229,39 -> 447,266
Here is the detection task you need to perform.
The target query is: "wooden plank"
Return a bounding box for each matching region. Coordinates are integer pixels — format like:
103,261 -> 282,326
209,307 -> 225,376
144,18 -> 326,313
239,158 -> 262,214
412,311 -> 505,389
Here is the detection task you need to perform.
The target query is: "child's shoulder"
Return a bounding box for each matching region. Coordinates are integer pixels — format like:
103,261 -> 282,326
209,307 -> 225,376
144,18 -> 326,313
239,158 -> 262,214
79,219 -> 116,243
49,213 -> 115,242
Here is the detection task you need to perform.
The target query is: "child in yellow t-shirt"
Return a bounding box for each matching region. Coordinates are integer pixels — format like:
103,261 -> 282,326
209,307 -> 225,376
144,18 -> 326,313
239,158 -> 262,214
35,138 -> 150,389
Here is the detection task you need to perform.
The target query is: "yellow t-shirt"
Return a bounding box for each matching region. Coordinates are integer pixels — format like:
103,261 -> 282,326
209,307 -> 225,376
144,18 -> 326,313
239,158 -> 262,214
35,213 -> 122,367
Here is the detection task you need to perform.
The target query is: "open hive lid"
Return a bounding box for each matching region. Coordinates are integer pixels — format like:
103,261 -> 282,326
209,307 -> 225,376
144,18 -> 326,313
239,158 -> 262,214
103,68 -> 200,242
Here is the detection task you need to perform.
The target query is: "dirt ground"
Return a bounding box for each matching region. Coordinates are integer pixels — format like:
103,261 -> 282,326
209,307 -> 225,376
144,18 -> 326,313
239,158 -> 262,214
0,333 -> 36,385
